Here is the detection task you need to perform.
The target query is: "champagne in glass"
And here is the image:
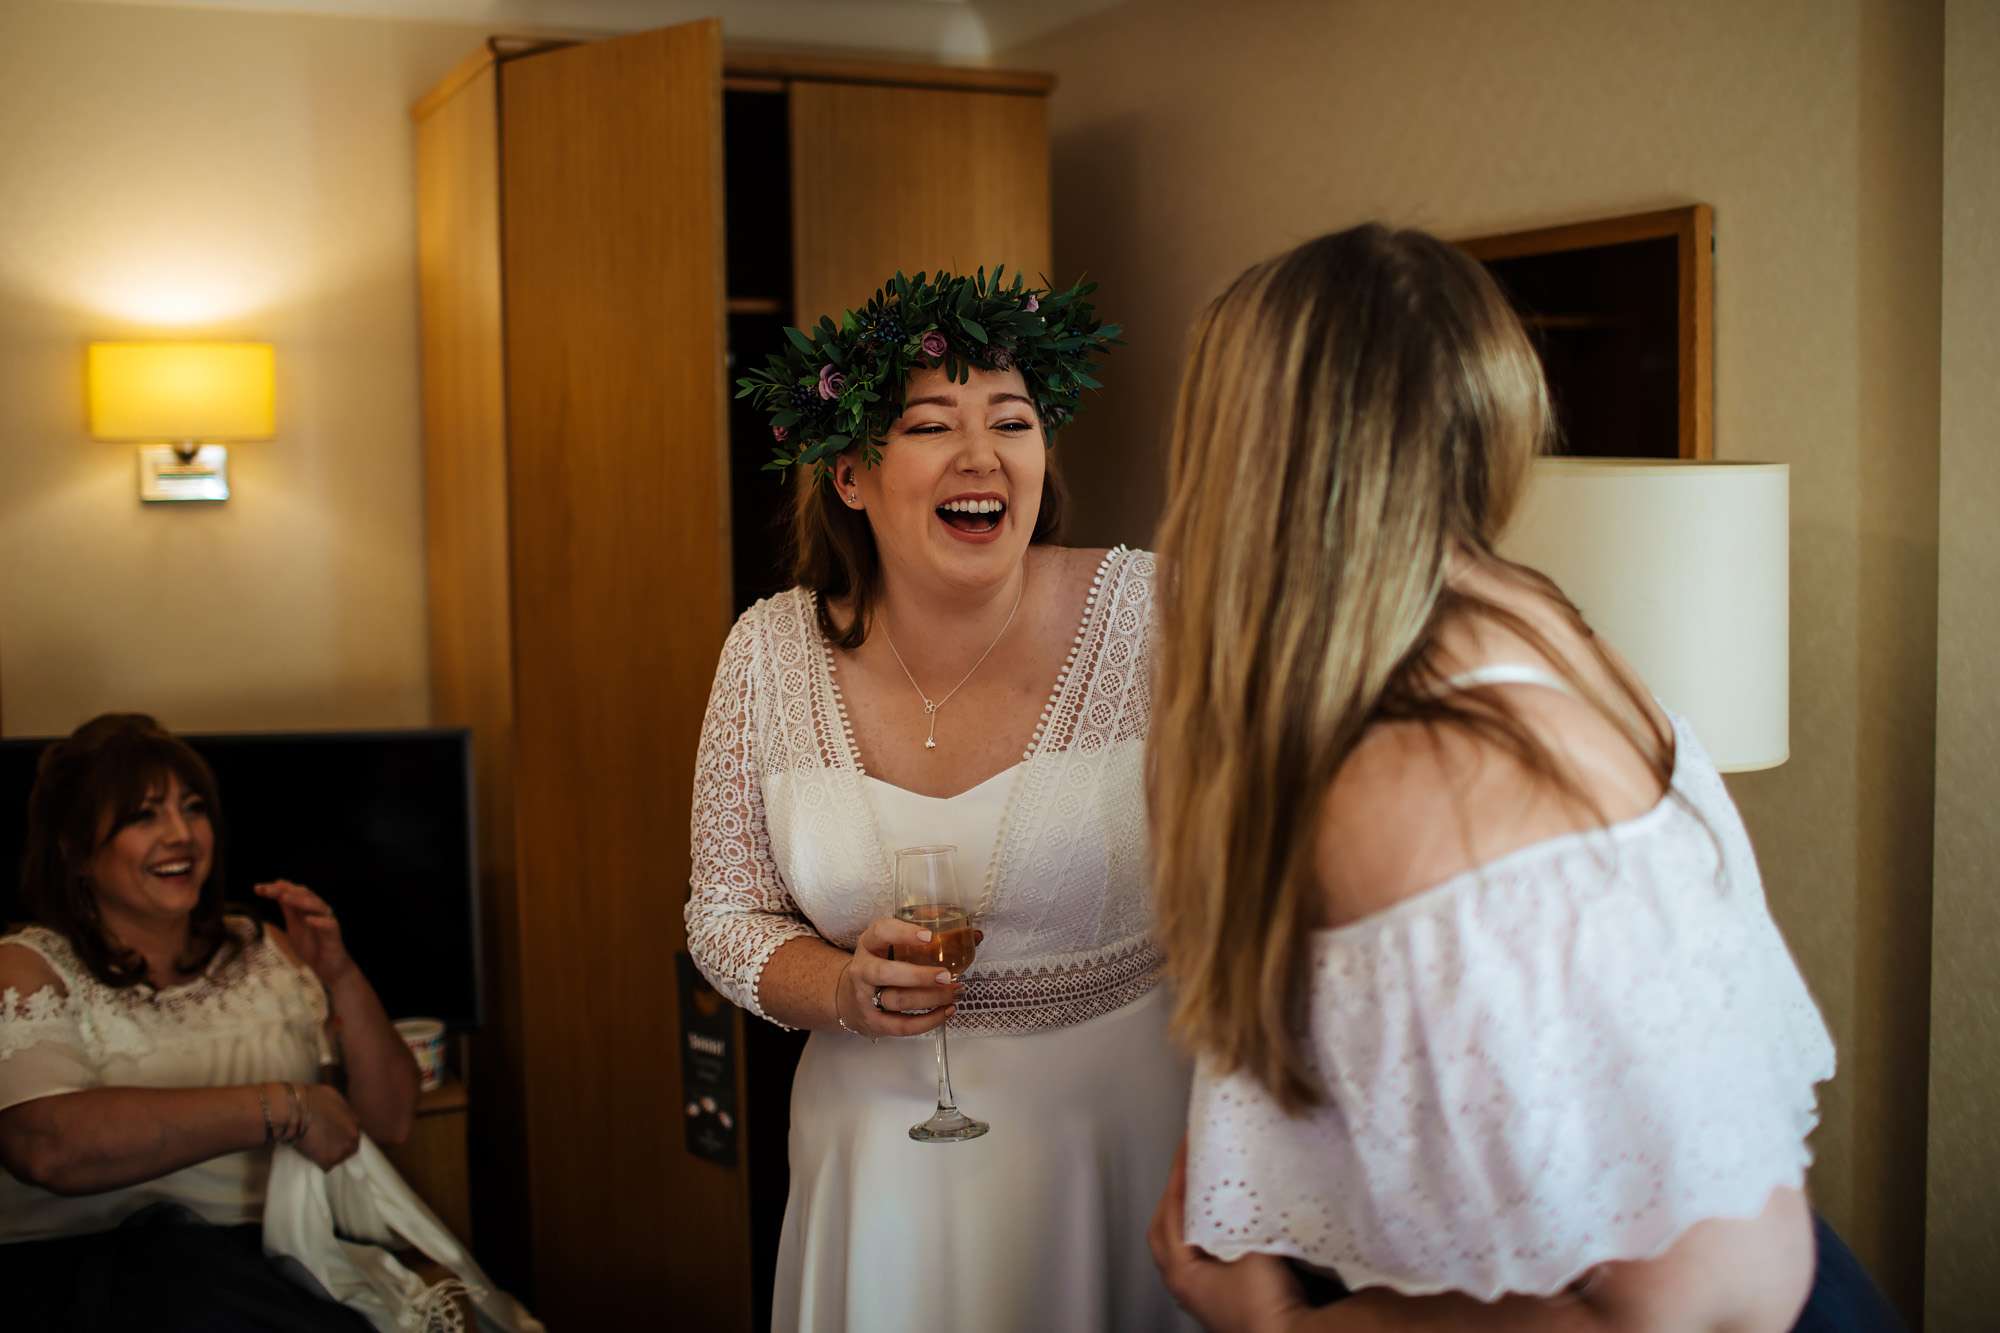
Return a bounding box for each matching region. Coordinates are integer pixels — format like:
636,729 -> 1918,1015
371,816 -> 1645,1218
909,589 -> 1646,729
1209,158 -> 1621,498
896,902 -> 978,975
894,845 -> 988,1143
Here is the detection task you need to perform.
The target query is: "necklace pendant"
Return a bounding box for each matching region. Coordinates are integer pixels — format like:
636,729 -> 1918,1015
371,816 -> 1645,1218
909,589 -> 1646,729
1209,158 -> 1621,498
924,737 -> 937,751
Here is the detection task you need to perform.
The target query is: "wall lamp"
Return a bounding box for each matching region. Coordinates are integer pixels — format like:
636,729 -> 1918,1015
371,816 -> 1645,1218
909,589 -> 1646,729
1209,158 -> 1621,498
87,341 -> 275,502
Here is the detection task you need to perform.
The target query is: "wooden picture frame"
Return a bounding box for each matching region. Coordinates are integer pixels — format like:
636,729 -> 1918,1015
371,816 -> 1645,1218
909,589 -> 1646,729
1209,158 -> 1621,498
1459,205 -> 1713,460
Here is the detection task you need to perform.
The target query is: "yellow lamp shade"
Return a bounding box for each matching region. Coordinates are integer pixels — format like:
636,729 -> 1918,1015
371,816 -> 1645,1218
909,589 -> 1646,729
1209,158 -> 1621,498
87,341 -> 275,442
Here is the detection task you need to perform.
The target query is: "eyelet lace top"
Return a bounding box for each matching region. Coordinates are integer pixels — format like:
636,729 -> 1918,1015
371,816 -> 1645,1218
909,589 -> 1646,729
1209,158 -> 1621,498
684,546 -> 1162,1035
1183,708 -> 1836,1300
0,916 -> 328,1242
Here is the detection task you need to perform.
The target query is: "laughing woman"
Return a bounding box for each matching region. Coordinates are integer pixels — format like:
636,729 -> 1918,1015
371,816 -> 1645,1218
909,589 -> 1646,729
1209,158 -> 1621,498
0,713 -> 420,1331
686,269 -> 1193,1332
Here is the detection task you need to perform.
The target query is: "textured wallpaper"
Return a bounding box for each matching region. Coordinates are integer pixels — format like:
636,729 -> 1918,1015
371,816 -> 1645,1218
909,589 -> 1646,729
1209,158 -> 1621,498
0,0 -> 488,735
1006,0 -> 1947,1319
1927,0 -> 2000,1322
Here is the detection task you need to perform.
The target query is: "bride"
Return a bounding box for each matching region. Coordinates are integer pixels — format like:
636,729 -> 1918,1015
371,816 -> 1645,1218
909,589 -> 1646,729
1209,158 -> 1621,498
686,267 -> 1192,1332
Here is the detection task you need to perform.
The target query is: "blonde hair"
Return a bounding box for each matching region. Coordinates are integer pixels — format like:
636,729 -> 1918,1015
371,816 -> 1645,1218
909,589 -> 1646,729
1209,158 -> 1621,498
1149,224 -> 1667,1109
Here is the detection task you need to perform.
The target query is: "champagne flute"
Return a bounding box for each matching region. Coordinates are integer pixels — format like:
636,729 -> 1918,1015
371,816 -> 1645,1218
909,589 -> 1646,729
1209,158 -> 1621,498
894,845 -> 988,1143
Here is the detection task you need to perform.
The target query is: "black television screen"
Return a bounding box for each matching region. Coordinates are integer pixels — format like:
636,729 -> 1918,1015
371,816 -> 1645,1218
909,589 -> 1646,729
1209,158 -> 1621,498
0,729 -> 481,1031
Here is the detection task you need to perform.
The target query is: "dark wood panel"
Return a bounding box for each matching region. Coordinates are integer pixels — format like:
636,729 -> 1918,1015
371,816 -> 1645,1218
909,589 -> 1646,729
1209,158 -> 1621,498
1459,205 -> 1713,460
411,61 -> 534,1293
1457,205 -> 1708,263
1678,204 -> 1714,461
498,20 -> 743,1327
727,47 -> 1054,94
790,81 -> 1052,325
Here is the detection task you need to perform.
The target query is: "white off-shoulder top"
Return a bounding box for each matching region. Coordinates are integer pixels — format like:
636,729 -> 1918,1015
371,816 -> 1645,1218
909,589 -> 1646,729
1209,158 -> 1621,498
1183,676 -> 1836,1301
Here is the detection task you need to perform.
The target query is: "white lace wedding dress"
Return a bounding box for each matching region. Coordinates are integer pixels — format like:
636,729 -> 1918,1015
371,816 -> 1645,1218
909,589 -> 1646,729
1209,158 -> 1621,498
686,547 -> 1194,1333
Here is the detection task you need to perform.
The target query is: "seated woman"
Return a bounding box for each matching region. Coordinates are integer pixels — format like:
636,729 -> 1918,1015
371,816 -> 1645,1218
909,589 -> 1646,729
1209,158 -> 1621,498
1144,225 -> 1896,1331
0,712 -> 420,1331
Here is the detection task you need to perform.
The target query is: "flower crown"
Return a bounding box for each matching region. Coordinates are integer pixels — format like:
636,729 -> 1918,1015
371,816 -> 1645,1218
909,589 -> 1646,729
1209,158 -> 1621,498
735,265 -> 1120,477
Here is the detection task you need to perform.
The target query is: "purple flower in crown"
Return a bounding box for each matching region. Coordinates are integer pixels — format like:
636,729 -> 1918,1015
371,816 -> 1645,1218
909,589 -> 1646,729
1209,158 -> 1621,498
920,330 -> 949,361
989,347 -> 1016,372
772,424 -> 789,444
817,364 -> 846,401
1024,294 -> 1040,313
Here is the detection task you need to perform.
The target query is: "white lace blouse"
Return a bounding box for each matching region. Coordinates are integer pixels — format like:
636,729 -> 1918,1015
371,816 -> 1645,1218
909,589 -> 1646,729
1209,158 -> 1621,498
685,546 -> 1161,1035
0,917 -> 328,1242
1184,705 -> 1836,1301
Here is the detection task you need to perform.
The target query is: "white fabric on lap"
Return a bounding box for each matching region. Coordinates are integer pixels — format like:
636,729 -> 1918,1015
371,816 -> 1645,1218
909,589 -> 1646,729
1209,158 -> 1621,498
265,1138 -> 543,1332
1184,712 -> 1835,1300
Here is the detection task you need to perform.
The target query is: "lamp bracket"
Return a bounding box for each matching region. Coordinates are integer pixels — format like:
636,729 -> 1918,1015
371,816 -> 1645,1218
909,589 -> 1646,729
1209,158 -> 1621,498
139,444 -> 230,503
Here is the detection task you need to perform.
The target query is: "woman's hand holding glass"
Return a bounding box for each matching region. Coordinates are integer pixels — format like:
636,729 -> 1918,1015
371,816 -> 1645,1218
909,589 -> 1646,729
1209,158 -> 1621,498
834,915 -> 962,1039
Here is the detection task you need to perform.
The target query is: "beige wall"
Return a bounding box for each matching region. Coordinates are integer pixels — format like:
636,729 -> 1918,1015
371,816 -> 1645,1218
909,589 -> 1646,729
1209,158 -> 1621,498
1927,0 -> 1999,1324
0,1 -> 492,736
1007,0 -> 1944,1318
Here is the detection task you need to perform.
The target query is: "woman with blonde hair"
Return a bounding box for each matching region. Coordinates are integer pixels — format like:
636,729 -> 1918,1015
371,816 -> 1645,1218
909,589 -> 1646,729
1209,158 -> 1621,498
1144,225 -> 1892,1331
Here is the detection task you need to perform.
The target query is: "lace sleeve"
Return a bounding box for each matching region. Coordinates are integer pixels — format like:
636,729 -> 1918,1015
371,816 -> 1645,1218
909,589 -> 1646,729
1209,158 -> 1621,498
0,967 -> 96,1114
685,611 -> 822,1027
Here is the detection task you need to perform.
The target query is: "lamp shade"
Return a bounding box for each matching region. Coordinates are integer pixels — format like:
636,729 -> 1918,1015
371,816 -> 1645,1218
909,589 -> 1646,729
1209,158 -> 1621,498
87,341 -> 275,442
1498,458 -> 1789,772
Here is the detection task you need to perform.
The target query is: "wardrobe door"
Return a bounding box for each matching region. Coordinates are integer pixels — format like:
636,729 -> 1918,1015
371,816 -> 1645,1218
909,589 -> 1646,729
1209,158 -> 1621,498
789,81 -> 1051,322
499,20 -> 740,1327
413,55 -> 535,1293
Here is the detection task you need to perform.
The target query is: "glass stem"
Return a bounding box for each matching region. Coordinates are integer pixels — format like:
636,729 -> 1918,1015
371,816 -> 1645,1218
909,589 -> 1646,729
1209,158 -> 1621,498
934,1026 -> 959,1113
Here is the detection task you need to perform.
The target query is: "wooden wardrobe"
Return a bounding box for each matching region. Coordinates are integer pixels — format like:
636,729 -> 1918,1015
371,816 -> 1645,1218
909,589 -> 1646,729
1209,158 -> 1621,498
411,22 -> 1053,1329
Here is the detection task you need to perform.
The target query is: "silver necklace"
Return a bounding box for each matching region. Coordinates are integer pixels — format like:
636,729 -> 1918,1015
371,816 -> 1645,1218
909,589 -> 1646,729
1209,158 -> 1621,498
879,577 -> 1027,752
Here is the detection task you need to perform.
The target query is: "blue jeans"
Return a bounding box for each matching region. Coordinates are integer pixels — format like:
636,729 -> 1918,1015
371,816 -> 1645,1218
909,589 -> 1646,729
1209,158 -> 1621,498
1791,1213 -> 1906,1332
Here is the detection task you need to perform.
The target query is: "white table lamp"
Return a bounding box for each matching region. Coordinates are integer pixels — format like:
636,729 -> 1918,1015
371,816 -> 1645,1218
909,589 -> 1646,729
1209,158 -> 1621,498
1498,458 -> 1790,773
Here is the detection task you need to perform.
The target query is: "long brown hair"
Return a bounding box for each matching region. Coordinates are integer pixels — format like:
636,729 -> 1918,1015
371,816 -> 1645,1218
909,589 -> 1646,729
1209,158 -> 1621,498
1149,224 -> 1669,1110
19,713 -> 238,987
791,419 -> 1068,649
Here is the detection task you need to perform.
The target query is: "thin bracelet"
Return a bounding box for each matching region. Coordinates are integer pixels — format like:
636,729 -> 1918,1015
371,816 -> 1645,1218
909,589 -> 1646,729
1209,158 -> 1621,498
256,1084 -> 278,1146
283,1082 -> 310,1143
832,960 -> 874,1042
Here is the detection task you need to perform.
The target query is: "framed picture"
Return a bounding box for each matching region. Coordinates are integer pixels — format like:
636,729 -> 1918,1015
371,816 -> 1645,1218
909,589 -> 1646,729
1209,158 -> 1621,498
1459,205 -> 1713,460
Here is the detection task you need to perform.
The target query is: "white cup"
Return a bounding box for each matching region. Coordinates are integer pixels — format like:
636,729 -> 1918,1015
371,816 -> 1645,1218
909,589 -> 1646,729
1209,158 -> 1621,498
394,1017 -> 447,1091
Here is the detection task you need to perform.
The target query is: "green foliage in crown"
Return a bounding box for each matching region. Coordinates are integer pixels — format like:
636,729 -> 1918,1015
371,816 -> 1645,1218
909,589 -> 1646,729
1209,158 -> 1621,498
734,265 -> 1121,477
